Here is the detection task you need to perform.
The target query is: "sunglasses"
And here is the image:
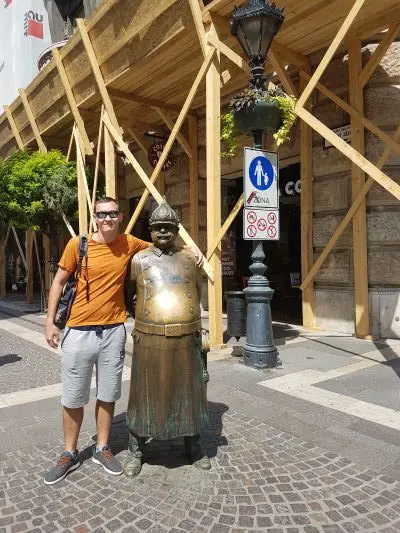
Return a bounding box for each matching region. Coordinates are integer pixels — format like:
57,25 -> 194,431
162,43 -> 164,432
95,210 -> 120,220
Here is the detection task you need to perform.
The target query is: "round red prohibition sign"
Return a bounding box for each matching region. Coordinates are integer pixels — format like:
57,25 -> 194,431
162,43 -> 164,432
257,218 -> 267,231
267,212 -> 277,224
247,211 -> 257,224
247,225 -> 257,238
267,225 -> 277,238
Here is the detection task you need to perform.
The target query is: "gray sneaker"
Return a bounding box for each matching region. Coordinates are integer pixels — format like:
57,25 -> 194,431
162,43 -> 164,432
44,451 -> 81,485
92,445 -> 123,475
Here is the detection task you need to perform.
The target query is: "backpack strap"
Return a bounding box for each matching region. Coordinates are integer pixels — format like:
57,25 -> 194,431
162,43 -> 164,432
75,234 -> 89,301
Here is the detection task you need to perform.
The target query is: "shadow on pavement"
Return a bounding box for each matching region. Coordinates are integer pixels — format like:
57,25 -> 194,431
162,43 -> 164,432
84,401 -> 229,468
0,353 -> 22,366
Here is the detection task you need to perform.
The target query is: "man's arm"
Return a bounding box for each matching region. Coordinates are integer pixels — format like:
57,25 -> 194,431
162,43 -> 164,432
45,267 -> 71,348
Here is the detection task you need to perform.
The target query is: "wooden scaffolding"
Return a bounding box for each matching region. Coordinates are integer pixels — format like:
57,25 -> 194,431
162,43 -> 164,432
1,0 -> 400,344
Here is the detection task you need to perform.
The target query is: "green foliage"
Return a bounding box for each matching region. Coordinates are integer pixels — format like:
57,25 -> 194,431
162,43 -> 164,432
0,150 -> 77,232
221,87 -> 297,157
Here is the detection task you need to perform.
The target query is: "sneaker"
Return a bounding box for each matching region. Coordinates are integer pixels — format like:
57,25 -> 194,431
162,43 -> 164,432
92,445 -> 123,475
44,451 -> 81,485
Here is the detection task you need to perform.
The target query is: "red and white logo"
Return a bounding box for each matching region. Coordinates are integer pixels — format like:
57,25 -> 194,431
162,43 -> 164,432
24,11 -> 44,39
4,0 -> 13,7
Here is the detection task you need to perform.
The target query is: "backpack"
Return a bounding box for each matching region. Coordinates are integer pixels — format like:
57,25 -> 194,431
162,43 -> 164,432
54,234 -> 88,329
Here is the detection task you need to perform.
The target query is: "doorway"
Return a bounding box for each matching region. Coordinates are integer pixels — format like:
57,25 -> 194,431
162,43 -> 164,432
222,162 -> 302,324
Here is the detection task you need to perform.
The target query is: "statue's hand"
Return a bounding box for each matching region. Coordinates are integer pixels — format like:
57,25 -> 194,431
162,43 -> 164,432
184,245 -> 204,267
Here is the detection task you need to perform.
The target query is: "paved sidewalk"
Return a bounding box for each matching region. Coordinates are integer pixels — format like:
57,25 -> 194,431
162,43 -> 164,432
2,312 -> 400,532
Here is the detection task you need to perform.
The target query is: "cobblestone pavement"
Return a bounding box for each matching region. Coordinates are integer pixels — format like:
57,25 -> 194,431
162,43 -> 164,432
3,405 -> 400,533
2,315 -> 400,532
0,328 -> 61,394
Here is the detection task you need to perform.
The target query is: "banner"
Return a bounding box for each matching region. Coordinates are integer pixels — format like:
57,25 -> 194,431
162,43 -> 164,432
0,0 -> 52,106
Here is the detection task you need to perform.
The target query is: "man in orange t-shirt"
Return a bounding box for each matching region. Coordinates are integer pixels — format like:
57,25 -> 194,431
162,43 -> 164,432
43,197 -> 202,485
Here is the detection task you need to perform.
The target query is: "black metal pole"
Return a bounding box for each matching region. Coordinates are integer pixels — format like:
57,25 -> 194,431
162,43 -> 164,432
242,129 -> 278,369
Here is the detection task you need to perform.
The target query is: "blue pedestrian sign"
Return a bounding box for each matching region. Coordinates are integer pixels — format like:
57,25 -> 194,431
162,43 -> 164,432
244,148 -> 279,209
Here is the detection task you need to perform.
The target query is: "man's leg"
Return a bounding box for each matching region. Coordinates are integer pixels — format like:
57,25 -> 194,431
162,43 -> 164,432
64,406 -> 84,452
95,399 -> 115,448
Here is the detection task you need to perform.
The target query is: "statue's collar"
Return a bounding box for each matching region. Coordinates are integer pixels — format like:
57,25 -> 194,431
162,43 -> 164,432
151,245 -> 175,257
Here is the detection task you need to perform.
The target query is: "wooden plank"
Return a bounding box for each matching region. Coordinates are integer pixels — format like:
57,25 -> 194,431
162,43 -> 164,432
108,88 -> 183,113
156,108 -> 192,159
123,47 -> 216,234
0,227 -> 11,298
11,227 -> 27,269
188,0 -> 207,56
74,127 -> 95,229
268,50 -> 299,97
3,106 -> 24,150
104,126 -> 117,198
349,38 -> 368,338
359,23 -> 400,87
103,113 -> 214,281
74,127 -> 88,234
66,126 -> 74,160
301,122 -> 400,292
300,73 -> 316,329
297,0 -> 367,109
43,234 -> 51,305
207,33 -> 247,71
18,89 -> 47,153
270,41 -> 309,71
52,48 -> 93,156
207,194 -> 243,261
189,115 -> 199,242
127,128 -> 148,155
206,24 -> 223,346
89,106 -> 104,233
349,5 -> 400,39
76,18 -> 120,131
61,212 -> 77,238
26,229 -> 34,304
299,70 -> 400,156
296,106 -> 400,202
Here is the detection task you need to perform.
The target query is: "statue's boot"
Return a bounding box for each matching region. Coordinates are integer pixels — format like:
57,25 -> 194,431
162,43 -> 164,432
184,435 -> 211,470
124,434 -> 145,477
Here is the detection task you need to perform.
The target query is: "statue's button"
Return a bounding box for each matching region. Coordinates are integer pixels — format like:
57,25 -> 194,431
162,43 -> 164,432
186,292 -> 192,298
144,309 -> 150,316
189,307 -> 195,314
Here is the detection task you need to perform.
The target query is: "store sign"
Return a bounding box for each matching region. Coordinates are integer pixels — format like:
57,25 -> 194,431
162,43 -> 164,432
243,208 -> 280,241
244,148 -> 279,209
281,178 -> 301,197
148,141 -> 175,172
324,124 -> 351,149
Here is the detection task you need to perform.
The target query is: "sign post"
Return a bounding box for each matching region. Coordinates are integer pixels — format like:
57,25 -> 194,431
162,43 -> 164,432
242,147 -> 280,369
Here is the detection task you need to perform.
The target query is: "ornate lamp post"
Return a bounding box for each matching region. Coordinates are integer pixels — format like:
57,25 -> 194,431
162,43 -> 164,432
231,0 -> 284,369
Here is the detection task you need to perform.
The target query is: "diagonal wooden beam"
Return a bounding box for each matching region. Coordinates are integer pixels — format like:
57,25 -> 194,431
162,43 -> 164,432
207,194 -> 244,261
270,41 -> 309,71
76,18 -> 120,131
73,126 -> 95,229
207,33 -> 247,71
301,122 -> 400,292
53,48 -> 93,155
188,0 -> 207,56
296,106 -> 400,201
103,113 -> 214,282
123,47 -> 216,235
126,128 -> 147,155
299,70 -> 400,156
359,23 -> 400,88
18,89 -> 47,153
155,108 -> 192,159
4,106 -> 24,150
268,50 -> 299,97
297,0 -> 367,108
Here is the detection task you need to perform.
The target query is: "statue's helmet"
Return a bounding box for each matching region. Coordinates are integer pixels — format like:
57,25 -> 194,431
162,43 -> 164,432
149,200 -> 180,227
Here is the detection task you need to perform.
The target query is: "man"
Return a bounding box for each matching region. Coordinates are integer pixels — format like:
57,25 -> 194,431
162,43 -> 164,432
44,197 -> 202,484
124,201 -> 210,477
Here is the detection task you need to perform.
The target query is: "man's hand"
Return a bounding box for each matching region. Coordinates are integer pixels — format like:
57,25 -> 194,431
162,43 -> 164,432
184,245 -> 204,267
45,322 -> 61,349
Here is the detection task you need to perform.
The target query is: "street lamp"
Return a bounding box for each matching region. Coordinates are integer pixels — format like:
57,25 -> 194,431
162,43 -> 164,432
231,0 -> 284,369
232,0 -> 284,94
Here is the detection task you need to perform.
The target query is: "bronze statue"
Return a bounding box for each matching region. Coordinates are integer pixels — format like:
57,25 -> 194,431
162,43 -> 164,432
124,201 -> 211,477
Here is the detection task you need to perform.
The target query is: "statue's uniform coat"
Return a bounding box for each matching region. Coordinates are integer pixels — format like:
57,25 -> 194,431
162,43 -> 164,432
127,245 -> 208,440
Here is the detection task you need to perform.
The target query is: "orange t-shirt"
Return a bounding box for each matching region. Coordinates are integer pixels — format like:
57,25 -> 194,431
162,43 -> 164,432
58,234 -> 150,327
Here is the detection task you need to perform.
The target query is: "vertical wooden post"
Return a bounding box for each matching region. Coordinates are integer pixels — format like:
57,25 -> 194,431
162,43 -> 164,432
189,114 -> 199,242
104,126 -> 117,198
300,75 -> 316,328
76,129 -> 88,234
43,234 -> 51,305
26,229 -> 34,304
206,25 -> 223,347
349,39 -> 369,338
0,238 -> 6,298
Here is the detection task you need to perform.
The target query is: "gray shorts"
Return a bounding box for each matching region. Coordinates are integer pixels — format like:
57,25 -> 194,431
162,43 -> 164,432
60,324 -> 126,408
